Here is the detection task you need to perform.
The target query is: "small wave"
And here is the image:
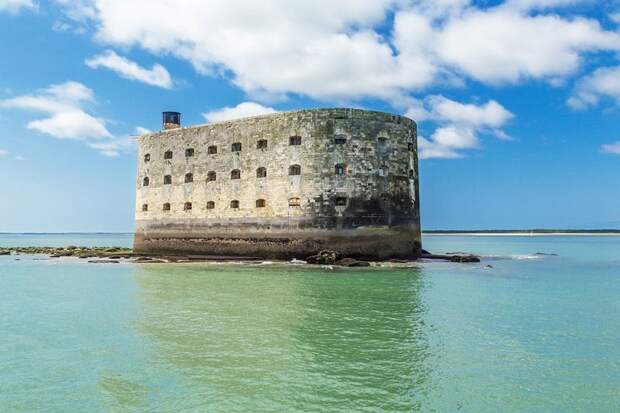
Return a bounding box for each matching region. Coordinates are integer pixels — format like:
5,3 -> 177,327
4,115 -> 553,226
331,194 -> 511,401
483,254 -> 543,261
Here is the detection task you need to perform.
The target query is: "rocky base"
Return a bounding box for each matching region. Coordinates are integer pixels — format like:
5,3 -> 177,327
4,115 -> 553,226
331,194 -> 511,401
0,246 -> 481,266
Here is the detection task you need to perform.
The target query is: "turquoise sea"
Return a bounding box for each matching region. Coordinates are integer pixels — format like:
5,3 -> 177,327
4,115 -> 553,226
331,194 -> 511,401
1,234 -> 619,412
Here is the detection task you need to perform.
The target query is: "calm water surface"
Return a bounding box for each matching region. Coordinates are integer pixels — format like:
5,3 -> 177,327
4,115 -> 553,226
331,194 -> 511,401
1,234 -> 619,412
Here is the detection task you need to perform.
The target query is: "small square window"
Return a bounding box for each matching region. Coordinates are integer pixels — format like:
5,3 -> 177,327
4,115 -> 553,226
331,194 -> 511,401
206,171 -> 216,182
288,164 -> 301,176
144,154 -> 151,162
206,201 -> 215,210
208,146 -> 218,154
289,136 -> 302,145
164,175 -> 172,184
334,135 -> 346,145
257,139 -> 268,149
230,200 -> 239,209
185,148 -> 194,157
288,197 -> 301,207
163,203 -> 171,211
164,150 -> 173,160
256,199 -> 266,208
142,204 -> 148,212
184,202 -> 192,211
231,142 -> 242,152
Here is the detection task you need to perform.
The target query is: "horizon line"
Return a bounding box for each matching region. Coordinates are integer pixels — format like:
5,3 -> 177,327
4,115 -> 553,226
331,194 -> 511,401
2,229 -> 620,235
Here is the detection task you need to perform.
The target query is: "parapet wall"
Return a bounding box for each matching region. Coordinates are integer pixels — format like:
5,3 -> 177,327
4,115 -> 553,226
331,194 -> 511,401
134,108 -> 421,259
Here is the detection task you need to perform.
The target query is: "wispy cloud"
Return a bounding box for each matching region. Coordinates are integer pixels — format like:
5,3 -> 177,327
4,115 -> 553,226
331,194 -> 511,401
601,141 -> 620,155
0,81 -> 135,157
85,50 -> 173,89
203,102 -> 277,123
134,126 -> 151,135
0,149 -> 26,161
0,81 -> 111,140
0,0 -> 36,14
87,136 -> 135,157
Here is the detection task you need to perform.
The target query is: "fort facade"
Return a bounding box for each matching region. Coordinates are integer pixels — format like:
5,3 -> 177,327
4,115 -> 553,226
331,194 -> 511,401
133,108 -> 421,259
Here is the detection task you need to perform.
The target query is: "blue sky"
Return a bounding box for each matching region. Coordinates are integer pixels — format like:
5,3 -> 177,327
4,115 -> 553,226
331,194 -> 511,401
0,0 -> 619,232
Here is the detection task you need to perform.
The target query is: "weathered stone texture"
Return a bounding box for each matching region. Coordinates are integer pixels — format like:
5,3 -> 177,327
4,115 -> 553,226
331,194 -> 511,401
134,108 -> 421,259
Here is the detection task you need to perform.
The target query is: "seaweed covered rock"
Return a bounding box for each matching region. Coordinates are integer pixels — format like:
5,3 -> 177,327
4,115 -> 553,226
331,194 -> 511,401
306,250 -> 339,265
449,255 -> 481,263
420,251 -> 481,263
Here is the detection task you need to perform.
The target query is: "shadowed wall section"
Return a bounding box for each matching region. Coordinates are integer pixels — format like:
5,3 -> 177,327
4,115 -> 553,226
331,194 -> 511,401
134,108 -> 420,259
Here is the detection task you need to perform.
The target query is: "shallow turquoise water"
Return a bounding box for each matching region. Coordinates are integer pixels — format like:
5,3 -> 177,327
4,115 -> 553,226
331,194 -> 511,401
1,235 -> 619,412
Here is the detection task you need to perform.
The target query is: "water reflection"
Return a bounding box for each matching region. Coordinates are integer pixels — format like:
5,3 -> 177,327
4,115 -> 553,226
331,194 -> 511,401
132,264 -> 431,412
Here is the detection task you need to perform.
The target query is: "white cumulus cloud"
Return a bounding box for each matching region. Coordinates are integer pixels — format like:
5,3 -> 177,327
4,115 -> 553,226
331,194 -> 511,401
418,127 -> 479,160
418,137 -> 462,160
0,81 -> 111,140
430,10 -> 620,85
52,0 -> 620,158
0,81 -> 136,156
55,0 -> 620,101
85,50 -> 173,89
203,102 -> 278,123
406,96 -> 513,159
568,66 -> 620,110
425,96 -> 514,128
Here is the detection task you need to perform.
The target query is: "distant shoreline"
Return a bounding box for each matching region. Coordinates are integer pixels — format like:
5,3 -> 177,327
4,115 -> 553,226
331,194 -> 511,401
1,230 -> 619,236
424,230 -> 620,236
0,232 -> 133,235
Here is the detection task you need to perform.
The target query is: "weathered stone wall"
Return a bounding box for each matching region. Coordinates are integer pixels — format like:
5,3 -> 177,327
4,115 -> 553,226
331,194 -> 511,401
134,108 -> 421,259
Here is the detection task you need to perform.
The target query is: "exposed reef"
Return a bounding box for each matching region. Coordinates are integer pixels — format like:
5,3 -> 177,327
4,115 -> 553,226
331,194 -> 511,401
0,246 -> 481,266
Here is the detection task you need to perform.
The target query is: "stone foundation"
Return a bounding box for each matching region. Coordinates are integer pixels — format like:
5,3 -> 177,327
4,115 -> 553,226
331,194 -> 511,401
134,224 -> 421,260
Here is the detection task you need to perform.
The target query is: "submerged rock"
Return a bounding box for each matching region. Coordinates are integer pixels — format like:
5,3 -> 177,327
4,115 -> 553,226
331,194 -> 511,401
134,258 -> 167,263
335,258 -> 370,267
449,255 -> 480,263
133,257 -> 153,263
0,250 -> 10,255
421,252 -> 481,263
88,259 -> 120,264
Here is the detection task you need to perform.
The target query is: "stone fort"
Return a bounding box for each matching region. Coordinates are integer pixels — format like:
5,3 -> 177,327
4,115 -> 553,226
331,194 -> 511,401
133,108 -> 421,260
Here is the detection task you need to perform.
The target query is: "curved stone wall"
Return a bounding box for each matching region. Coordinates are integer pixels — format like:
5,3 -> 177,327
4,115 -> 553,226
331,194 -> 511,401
134,108 -> 421,259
